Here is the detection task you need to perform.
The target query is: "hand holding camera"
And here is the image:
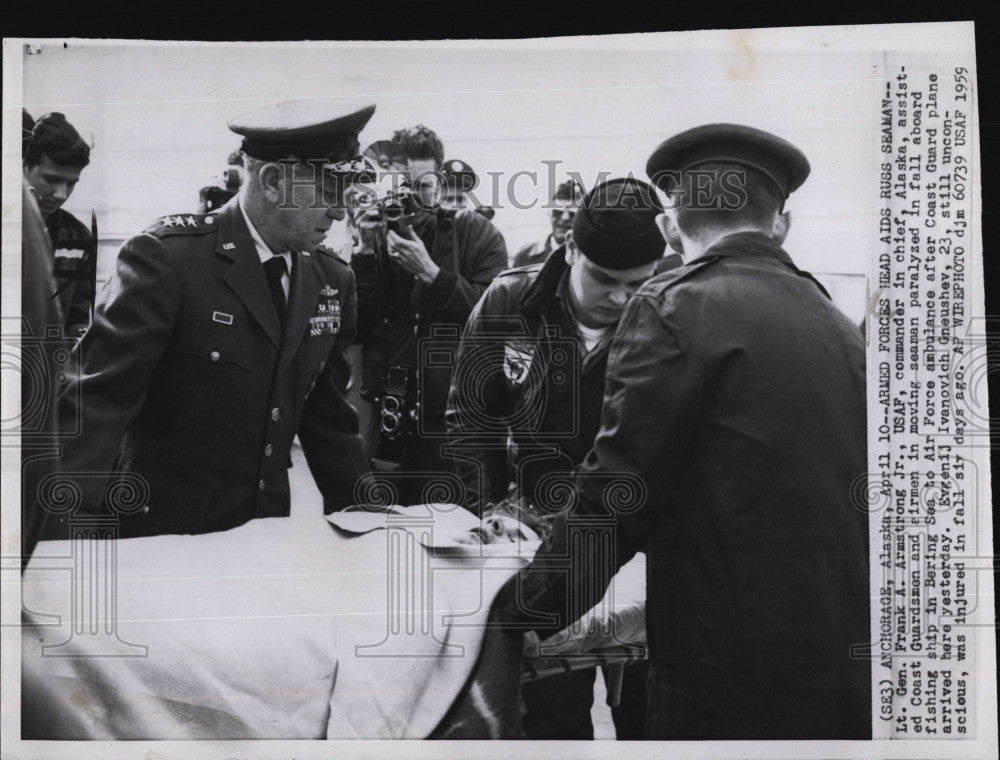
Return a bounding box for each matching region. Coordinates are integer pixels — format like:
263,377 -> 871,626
385,227 -> 440,285
354,185 -> 440,284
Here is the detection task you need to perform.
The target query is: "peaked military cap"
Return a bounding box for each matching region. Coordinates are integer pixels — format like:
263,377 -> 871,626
553,178 -> 586,203
228,100 -> 376,175
363,139 -> 407,172
646,123 -> 810,199
442,159 -> 478,191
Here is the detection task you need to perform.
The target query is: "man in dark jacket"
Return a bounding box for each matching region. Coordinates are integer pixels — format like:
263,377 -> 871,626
352,125 -> 507,504
511,178 -> 585,268
448,178 -> 671,739
22,112 -> 97,339
47,102 -> 376,541
506,124 -> 871,739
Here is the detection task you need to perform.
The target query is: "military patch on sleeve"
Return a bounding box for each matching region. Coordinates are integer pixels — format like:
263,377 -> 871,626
503,340 -> 536,385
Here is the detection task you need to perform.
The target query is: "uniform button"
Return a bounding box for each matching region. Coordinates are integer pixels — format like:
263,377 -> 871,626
271,407 -> 280,422
141,506 -> 150,514
258,479 -> 266,492
210,351 -> 221,362
264,444 -> 273,457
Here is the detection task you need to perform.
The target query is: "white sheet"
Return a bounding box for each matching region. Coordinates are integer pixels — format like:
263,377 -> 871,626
21,512 -> 534,739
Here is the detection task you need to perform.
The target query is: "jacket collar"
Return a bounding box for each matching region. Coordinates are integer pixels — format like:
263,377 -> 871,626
519,243 -> 569,317
691,230 -> 795,266
693,230 -> 831,300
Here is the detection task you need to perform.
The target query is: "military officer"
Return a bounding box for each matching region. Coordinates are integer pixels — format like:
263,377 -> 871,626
506,124 -> 871,739
49,101 -> 377,540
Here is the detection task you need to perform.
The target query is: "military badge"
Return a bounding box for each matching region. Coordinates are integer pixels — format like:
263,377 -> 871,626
310,286 -> 342,337
503,341 -> 536,385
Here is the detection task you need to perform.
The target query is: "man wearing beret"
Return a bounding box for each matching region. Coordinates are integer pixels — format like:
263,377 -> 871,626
506,125 -> 870,738
22,112 -> 97,340
447,178 -> 664,739
48,102 -> 375,540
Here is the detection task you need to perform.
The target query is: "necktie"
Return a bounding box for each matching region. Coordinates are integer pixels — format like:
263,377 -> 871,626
263,254 -> 288,330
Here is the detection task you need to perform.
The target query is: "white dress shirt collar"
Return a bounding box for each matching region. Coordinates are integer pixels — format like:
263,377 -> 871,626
239,197 -> 292,298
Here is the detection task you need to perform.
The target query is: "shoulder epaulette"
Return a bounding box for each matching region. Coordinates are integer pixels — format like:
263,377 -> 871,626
496,262 -> 543,278
641,256 -> 723,298
315,244 -> 351,266
145,213 -> 219,237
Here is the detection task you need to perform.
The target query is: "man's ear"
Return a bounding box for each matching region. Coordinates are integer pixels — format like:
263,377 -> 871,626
655,212 -> 684,255
771,210 -> 791,245
563,232 -> 579,266
257,162 -> 283,204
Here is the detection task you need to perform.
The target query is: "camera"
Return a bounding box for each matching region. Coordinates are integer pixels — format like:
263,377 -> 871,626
376,186 -> 418,235
373,364 -> 418,469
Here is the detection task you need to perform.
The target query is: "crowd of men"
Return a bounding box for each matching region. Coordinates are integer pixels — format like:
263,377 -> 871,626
20,101 -> 871,740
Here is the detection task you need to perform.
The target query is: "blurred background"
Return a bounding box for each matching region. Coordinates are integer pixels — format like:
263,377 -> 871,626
21,35 -> 876,322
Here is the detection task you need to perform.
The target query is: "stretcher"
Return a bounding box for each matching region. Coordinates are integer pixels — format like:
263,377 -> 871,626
20,508 -> 646,739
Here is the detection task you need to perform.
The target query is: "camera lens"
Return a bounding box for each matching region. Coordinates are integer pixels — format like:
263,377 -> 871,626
382,396 -> 400,413
381,411 -> 401,434
382,200 -> 403,221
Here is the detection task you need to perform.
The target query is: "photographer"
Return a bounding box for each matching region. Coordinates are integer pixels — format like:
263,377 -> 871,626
351,125 -> 507,504
446,178 -> 665,739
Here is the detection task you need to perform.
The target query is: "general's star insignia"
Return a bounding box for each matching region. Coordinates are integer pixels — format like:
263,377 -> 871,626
185,216 -> 198,226
162,216 -> 175,227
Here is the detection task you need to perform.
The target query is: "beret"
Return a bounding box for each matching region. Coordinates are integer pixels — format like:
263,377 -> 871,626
228,100 -> 376,168
572,177 -> 664,270
646,123 -> 810,199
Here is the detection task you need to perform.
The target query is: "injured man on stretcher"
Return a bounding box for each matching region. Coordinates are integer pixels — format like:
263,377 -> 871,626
21,498 -> 645,739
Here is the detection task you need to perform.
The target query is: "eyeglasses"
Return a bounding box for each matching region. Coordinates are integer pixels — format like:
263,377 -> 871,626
550,207 -> 577,222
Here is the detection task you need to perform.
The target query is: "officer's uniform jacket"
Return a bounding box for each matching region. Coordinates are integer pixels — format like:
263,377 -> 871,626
55,199 -> 368,539
513,232 -> 871,739
446,248 -> 616,511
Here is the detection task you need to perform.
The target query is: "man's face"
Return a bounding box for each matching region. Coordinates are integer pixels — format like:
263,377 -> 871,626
565,241 -> 657,328
549,198 -> 579,244
453,513 -> 539,545
442,185 -> 466,209
266,161 -> 349,253
23,155 -> 83,220
405,158 -> 441,211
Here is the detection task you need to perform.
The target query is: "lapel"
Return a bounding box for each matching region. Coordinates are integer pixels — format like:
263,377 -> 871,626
278,250 -> 321,372
215,201 -> 281,348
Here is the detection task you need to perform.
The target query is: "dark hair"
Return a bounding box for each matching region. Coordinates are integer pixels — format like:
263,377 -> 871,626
482,498 -> 553,541
24,112 -> 91,169
673,162 -> 783,236
391,124 -> 444,168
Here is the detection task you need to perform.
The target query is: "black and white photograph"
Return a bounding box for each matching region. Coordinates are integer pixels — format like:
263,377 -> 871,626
1,21 -> 995,760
